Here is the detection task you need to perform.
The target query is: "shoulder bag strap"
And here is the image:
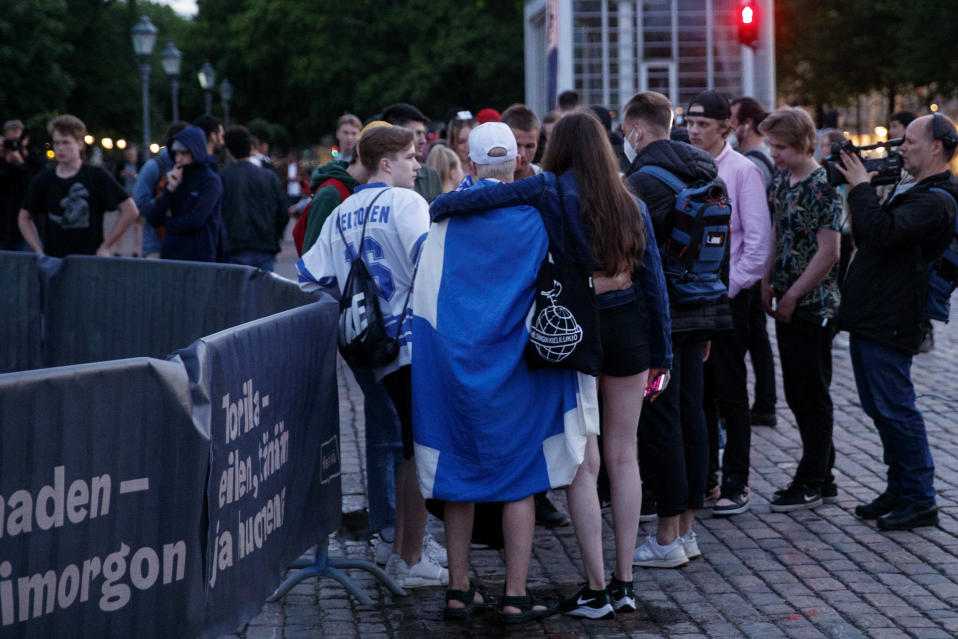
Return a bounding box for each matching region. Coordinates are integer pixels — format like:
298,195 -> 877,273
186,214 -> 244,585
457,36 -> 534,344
336,187 -> 390,263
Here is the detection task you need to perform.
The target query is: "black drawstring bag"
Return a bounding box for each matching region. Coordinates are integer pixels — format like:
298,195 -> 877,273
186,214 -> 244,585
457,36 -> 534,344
524,181 -> 602,376
336,188 -> 412,369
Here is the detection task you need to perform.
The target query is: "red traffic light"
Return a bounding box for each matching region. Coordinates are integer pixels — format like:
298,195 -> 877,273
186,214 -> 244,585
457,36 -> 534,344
738,0 -> 759,48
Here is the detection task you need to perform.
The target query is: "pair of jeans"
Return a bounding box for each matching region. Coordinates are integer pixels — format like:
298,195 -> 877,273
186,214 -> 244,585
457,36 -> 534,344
351,367 -> 403,533
638,333 -> 709,515
705,289 -> 752,494
229,250 -> 275,272
747,281 -> 776,414
776,316 -> 835,489
848,335 -> 936,504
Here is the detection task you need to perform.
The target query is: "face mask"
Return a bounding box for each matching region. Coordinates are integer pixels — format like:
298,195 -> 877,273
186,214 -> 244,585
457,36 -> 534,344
624,128 -> 638,164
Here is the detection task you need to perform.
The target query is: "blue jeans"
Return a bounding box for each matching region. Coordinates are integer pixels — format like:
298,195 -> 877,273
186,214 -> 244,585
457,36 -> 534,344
849,335 -> 935,504
230,250 -> 275,272
142,223 -> 162,256
351,367 -> 403,533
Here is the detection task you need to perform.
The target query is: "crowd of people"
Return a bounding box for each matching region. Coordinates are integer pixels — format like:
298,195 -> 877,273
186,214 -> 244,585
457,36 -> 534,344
3,88 -> 957,625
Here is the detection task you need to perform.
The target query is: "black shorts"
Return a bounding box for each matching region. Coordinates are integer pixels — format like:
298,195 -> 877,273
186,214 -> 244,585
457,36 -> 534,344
599,296 -> 651,377
381,365 -> 415,459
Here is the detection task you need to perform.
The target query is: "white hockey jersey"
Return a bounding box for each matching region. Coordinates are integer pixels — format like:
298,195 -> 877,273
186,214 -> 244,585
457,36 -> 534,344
297,182 -> 430,379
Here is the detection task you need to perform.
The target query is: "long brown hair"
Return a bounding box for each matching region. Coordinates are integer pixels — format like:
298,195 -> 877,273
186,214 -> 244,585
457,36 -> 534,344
542,112 -> 644,274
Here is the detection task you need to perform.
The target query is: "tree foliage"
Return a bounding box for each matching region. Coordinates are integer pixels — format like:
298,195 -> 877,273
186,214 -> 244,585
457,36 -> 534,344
776,0 -> 957,112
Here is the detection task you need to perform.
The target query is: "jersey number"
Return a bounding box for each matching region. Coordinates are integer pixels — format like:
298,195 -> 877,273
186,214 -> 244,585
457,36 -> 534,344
345,238 -> 395,301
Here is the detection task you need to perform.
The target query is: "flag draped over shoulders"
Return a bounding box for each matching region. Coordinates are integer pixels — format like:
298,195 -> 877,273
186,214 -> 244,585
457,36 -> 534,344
412,180 -> 597,503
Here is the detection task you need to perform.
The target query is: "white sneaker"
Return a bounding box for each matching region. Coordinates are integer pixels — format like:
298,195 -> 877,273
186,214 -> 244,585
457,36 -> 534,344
423,532 -> 448,567
396,556 -> 449,588
632,535 -> 689,568
371,532 -> 394,566
679,530 -> 701,559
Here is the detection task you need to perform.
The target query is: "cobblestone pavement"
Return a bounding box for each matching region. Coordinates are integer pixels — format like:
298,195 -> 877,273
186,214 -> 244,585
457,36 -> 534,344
223,240 -> 958,638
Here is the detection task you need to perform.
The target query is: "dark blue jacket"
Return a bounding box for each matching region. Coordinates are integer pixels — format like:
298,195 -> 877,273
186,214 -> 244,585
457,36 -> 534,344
430,170 -> 673,370
147,126 -> 227,262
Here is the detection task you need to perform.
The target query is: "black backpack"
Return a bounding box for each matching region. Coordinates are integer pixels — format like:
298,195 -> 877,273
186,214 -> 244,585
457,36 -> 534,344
336,188 -> 411,369
637,165 -> 731,304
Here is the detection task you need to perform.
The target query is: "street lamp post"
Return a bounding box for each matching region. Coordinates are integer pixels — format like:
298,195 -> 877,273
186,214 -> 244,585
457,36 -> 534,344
220,79 -> 233,127
198,62 -> 216,116
131,15 -> 158,156
161,42 -> 182,123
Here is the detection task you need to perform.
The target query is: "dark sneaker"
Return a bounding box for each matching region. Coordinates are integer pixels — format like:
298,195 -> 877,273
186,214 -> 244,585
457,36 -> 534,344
534,492 -> 570,527
639,497 -> 658,522
712,488 -> 750,516
855,492 -> 905,520
769,484 -> 823,512
821,482 -> 838,504
560,585 -> 615,619
607,576 -> 636,612
877,502 -> 939,531
750,411 -> 777,427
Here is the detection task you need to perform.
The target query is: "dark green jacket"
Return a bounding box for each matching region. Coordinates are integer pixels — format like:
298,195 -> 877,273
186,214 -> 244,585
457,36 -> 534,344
303,161 -> 361,254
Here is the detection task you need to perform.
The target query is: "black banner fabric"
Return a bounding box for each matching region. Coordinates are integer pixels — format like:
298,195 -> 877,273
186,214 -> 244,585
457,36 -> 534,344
0,251 -> 43,374
41,256 -> 316,369
175,300 -> 342,639
0,358 -> 209,639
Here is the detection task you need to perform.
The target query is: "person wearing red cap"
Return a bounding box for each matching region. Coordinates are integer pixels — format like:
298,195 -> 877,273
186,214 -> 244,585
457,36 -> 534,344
476,108 -> 501,124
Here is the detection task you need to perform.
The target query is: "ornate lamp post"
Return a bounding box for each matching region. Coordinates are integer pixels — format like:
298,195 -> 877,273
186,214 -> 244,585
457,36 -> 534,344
197,62 -> 216,116
161,42 -> 182,123
130,15 -> 158,156
220,79 -> 233,127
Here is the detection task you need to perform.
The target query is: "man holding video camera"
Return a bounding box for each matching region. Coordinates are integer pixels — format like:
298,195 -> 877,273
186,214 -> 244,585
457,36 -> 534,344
0,119 -> 44,251
835,113 -> 958,531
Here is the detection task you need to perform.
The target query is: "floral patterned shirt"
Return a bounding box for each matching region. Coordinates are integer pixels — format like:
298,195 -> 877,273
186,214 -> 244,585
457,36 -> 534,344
769,166 -> 843,319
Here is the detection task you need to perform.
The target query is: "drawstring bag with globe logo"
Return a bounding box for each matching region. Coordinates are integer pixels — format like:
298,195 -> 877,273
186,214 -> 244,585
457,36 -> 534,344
525,250 -> 602,375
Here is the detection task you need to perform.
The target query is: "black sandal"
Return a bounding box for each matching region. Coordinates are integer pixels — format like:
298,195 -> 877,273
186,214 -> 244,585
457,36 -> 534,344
444,581 -> 494,620
497,592 -> 558,624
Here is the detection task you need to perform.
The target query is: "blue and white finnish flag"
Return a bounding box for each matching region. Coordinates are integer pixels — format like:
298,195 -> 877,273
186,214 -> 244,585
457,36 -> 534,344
411,181 -> 598,503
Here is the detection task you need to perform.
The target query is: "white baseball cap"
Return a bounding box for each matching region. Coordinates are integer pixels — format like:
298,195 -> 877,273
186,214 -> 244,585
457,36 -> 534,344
468,122 -> 518,165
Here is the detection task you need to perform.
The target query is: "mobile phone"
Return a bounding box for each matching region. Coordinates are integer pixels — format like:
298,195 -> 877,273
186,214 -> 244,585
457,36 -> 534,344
644,372 -> 667,398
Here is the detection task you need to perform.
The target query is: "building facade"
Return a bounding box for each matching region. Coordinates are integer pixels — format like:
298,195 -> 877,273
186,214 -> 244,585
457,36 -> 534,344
524,0 -> 776,118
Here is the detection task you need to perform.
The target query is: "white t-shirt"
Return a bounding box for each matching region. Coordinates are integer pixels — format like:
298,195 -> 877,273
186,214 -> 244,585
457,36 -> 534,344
298,183 -> 430,379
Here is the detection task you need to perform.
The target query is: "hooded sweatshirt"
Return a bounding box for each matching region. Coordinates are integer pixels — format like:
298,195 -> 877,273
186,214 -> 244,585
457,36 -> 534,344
300,160 -> 361,254
147,126 -> 226,262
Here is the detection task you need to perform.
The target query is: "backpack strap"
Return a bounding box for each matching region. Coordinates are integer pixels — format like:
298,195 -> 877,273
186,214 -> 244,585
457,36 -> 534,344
929,187 -> 958,223
336,187 -> 390,263
745,148 -> 775,176
636,165 -> 687,194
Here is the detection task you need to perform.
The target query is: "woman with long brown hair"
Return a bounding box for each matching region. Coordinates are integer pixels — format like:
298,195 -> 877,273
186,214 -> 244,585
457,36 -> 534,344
430,111 -> 672,619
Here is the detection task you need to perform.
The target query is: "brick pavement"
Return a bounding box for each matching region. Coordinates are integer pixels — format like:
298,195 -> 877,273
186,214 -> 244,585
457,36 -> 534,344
225,240 -> 958,639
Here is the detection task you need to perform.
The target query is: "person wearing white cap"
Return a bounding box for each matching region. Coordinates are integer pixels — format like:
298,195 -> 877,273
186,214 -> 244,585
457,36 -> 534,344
412,121 -> 600,623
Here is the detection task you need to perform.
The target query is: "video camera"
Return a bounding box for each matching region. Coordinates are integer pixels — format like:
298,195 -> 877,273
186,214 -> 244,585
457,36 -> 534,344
823,138 -> 903,187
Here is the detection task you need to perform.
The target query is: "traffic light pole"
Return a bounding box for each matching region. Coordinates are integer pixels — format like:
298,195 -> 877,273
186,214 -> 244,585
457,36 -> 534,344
741,45 -> 754,98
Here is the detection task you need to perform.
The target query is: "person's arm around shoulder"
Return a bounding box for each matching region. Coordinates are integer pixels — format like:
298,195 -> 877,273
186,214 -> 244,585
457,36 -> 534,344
429,172 -> 552,222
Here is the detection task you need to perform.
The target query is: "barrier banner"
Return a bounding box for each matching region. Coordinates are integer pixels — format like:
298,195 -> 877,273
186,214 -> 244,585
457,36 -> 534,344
175,299 -> 342,638
0,358 -> 208,639
0,251 -> 43,374
39,256 -> 315,369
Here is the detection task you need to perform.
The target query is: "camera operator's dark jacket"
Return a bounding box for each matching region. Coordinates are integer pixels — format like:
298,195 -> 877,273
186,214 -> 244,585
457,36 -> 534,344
625,139 -> 733,336
0,151 -> 45,245
839,172 -> 958,354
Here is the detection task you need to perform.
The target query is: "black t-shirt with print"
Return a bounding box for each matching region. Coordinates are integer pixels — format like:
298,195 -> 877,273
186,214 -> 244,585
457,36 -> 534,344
22,164 -> 129,257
